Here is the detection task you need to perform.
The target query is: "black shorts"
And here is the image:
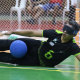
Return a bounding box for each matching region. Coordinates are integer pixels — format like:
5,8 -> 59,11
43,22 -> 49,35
0,38 -> 41,66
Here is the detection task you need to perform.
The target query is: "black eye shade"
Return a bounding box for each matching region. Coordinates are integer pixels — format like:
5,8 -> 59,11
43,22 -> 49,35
63,25 -> 78,35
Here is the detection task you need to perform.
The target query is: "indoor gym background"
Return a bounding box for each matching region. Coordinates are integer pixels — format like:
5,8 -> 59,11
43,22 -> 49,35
0,0 -> 80,80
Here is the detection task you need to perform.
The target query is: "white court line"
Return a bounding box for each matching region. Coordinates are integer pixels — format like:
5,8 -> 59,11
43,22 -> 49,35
0,66 -> 80,69
0,63 -> 80,70
0,64 -> 80,73
0,62 -> 80,68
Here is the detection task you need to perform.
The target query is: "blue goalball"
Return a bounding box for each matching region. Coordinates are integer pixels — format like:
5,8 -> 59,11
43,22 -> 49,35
10,40 -> 28,58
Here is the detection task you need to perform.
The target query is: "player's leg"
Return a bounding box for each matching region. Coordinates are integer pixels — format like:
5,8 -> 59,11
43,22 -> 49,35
0,38 -> 41,66
0,39 -> 14,51
15,38 -> 41,66
0,47 -> 40,66
14,45 -> 40,66
0,52 -> 16,64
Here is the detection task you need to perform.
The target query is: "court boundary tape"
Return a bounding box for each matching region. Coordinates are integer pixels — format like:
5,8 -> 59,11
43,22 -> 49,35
0,65 -> 80,73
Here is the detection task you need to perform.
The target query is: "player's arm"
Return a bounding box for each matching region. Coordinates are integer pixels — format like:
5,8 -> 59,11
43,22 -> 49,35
74,47 -> 80,61
71,45 -> 80,61
75,46 -> 80,61
75,54 -> 80,61
4,30 -> 43,37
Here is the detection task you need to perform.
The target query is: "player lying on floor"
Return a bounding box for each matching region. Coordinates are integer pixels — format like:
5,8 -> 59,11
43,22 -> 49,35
0,21 -> 80,67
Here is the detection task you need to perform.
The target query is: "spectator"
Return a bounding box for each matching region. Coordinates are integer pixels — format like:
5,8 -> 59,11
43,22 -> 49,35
26,0 -> 66,24
69,0 -> 77,21
27,0 -> 45,18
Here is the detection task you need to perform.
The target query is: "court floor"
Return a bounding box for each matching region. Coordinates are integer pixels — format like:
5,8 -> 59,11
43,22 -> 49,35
0,55 -> 80,80
0,18 -> 80,80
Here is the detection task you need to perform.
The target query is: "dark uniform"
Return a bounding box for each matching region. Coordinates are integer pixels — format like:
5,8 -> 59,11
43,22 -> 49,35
0,38 -> 41,66
0,29 -> 80,67
38,29 -> 80,67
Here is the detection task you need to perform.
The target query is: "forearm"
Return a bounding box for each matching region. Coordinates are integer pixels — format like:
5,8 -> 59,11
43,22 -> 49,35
4,30 -> 43,37
11,30 -> 34,37
75,54 -> 80,61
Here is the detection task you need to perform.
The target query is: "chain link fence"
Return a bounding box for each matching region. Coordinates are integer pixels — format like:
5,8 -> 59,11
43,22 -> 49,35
0,0 -> 79,31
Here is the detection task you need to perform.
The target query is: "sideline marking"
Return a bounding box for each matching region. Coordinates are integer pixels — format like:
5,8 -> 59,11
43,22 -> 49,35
0,66 -> 80,73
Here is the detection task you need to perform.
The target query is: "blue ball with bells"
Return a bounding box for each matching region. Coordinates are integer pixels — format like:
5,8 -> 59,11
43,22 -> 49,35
10,40 -> 28,58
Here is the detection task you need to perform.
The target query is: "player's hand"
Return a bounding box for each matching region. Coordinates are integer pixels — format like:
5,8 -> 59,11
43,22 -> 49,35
4,31 -> 12,35
0,31 -> 12,36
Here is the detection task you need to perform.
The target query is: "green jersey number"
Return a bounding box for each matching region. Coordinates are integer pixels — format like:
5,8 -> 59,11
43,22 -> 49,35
45,50 -> 54,59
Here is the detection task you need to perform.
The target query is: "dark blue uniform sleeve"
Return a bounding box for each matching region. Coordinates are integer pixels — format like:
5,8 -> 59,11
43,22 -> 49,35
43,29 -> 57,38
